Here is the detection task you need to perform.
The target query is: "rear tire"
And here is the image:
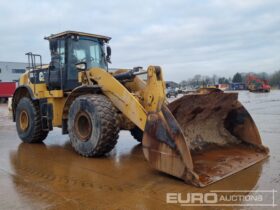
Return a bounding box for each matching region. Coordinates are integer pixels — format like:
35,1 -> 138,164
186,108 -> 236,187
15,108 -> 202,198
16,97 -> 48,143
68,94 -> 120,157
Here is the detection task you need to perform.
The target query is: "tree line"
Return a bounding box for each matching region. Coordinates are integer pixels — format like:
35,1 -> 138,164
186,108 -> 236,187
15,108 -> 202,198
179,70 -> 280,89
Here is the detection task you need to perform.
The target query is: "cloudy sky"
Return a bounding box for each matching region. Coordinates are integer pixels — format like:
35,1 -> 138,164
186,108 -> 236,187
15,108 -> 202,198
0,0 -> 279,81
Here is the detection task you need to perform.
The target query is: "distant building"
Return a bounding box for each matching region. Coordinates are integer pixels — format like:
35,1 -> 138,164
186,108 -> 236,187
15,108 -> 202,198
0,61 -> 28,82
230,83 -> 246,90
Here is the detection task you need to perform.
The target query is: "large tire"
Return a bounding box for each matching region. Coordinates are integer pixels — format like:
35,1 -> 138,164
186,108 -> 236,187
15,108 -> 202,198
130,126 -> 143,143
16,97 -> 49,143
68,94 -> 120,157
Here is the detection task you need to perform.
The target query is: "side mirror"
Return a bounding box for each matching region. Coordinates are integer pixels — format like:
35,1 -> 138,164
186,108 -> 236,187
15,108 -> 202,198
75,62 -> 87,71
106,46 -> 111,63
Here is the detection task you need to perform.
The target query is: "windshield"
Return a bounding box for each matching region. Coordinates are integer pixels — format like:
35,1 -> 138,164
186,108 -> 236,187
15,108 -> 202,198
71,38 -> 106,69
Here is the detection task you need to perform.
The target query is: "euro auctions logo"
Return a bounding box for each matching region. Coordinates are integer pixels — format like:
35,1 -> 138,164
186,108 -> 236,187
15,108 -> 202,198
167,192 -> 218,205
166,190 -> 277,207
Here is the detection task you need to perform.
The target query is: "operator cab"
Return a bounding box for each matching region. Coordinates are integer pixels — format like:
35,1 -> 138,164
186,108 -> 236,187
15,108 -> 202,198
44,31 -> 111,91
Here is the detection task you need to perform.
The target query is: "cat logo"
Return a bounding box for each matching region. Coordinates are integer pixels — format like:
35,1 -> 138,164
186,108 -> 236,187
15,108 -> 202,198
39,72 -> 45,82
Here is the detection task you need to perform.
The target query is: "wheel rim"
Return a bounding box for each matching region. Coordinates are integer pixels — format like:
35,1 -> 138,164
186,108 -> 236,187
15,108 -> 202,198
74,111 -> 92,142
19,110 -> 29,131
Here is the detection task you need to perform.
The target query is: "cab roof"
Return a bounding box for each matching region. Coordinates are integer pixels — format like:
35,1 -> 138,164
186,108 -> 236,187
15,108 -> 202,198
44,31 -> 111,42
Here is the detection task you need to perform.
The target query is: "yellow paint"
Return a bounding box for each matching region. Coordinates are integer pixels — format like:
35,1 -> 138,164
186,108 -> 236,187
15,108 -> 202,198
19,72 -> 64,98
47,97 -> 67,126
18,65 -> 167,131
87,68 -> 147,130
18,71 -> 65,126
86,66 -> 167,131
19,72 -> 29,84
19,110 -> 29,131
142,66 -> 166,112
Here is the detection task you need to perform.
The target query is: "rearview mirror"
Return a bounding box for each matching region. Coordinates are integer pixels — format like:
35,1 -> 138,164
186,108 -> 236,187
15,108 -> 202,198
75,62 -> 87,71
106,46 -> 111,56
106,46 -> 111,63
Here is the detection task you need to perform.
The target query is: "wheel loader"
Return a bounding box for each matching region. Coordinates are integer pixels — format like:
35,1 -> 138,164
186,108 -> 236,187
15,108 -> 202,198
12,31 -> 269,187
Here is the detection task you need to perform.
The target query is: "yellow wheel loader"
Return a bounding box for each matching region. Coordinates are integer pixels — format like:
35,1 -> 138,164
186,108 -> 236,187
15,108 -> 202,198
12,31 -> 269,187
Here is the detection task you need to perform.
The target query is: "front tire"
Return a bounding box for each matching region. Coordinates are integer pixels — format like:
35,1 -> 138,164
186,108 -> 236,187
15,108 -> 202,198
130,126 -> 143,143
68,94 -> 120,157
16,97 -> 48,143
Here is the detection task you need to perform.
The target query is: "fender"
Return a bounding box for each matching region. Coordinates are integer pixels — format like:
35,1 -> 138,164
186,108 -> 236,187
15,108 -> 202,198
12,85 -> 36,121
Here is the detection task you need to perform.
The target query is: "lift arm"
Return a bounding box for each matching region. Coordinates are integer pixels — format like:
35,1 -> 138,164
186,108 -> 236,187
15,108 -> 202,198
84,66 -> 166,131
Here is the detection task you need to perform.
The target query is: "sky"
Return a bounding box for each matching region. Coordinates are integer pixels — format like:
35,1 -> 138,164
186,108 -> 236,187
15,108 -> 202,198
0,0 -> 279,82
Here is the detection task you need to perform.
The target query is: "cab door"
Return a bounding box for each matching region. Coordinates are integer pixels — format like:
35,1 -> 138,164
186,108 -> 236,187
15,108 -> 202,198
47,39 -> 65,90
63,37 -> 80,91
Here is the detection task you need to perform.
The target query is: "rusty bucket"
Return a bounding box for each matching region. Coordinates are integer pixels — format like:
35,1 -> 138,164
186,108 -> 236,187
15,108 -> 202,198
142,90 -> 269,187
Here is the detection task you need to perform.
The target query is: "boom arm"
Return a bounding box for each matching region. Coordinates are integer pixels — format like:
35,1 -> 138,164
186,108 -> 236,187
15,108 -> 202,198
84,66 -> 166,131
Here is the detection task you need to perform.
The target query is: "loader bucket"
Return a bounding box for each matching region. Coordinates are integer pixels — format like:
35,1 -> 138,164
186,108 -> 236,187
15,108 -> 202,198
142,90 -> 269,187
